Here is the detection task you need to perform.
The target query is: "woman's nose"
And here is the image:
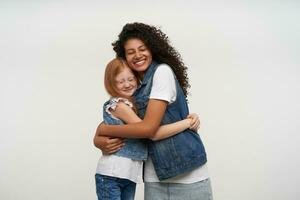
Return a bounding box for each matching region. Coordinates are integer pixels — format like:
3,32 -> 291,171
134,51 -> 142,59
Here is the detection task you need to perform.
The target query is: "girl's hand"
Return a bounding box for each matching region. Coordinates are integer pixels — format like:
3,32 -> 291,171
187,113 -> 200,132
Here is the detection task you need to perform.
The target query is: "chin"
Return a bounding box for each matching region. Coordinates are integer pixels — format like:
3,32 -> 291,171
135,65 -> 148,72
122,92 -> 134,97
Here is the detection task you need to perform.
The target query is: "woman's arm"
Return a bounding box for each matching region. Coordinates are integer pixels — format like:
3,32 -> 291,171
93,110 -> 200,152
105,102 -> 199,141
96,99 -> 168,138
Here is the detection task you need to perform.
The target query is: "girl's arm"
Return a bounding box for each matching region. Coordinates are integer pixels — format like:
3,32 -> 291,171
151,119 -> 191,141
110,102 -> 198,141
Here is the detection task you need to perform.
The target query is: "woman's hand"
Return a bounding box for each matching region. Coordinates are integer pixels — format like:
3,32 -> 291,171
187,113 -> 200,132
94,123 -> 125,154
94,135 -> 125,154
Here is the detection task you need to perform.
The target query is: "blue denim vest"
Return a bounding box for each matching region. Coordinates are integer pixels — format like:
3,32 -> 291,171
134,62 -> 207,180
102,99 -> 148,161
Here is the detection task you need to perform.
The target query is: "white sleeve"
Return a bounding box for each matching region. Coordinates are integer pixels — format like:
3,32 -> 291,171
149,64 -> 177,104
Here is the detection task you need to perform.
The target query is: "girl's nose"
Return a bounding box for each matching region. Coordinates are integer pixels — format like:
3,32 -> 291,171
124,81 -> 130,87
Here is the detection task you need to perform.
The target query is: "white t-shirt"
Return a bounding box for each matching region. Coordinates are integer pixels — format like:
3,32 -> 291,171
144,63 -> 210,183
96,154 -> 143,183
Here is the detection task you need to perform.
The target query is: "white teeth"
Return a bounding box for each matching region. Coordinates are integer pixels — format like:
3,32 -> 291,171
134,60 -> 145,65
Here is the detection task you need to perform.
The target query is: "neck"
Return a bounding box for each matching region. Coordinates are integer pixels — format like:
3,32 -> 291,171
138,72 -> 145,80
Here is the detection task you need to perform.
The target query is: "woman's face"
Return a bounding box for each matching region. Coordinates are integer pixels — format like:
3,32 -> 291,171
115,66 -> 138,97
124,38 -> 152,74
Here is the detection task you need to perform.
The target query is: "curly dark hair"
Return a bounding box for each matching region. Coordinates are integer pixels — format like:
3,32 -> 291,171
112,22 -> 190,97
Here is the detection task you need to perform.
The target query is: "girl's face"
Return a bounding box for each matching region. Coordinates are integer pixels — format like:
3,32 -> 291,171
115,66 -> 138,97
124,38 -> 152,75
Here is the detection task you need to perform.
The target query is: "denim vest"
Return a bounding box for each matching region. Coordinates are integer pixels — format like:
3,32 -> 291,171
134,62 -> 207,180
102,99 -> 148,161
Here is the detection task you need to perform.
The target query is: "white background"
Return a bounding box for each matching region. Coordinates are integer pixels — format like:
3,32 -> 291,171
1,1 -> 299,200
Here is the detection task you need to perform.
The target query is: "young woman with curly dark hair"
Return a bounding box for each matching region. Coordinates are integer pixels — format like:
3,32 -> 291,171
94,22 -> 213,200
112,22 -> 190,97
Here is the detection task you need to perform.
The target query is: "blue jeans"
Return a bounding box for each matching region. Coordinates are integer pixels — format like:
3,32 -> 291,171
95,174 -> 136,200
144,178 -> 213,200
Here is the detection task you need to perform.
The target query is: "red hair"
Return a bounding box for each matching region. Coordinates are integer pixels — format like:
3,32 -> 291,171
104,58 -> 138,99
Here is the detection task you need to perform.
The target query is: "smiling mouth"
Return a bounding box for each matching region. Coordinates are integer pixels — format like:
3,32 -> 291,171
123,88 -> 134,93
133,59 -> 146,66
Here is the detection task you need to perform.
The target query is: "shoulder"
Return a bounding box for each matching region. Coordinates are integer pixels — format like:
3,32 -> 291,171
155,64 -> 174,75
153,63 -> 175,80
150,64 -> 177,103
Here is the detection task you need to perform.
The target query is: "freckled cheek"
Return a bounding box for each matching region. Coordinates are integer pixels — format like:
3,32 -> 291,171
116,84 -> 123,91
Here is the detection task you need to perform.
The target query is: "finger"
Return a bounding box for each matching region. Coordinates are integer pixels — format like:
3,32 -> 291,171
190,120 -> 200,130
194,120 -> 200,127
193,118 -> 200,126
197,120 -> 201,128
189,124 -> 196,130
107,140 -> 124,147
103,143 -> 122,154
190,118 -> 198,127
107,145 -> 123,154
190,124 -> 198,130
107,137 -> 124,144
195,121 -> 200,130
106,143 -> 125,151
